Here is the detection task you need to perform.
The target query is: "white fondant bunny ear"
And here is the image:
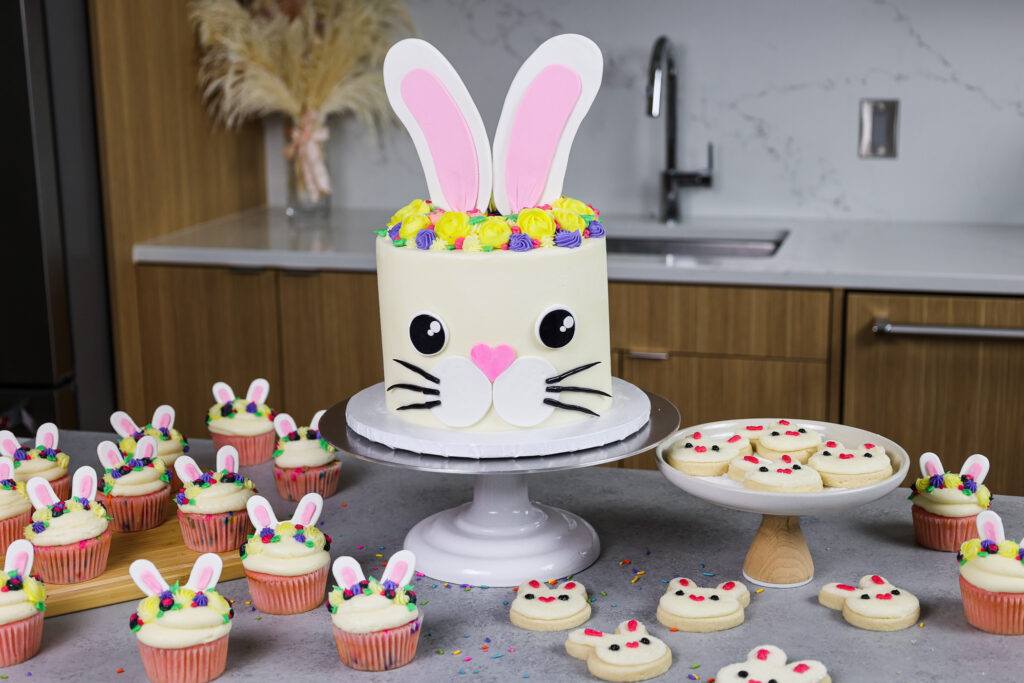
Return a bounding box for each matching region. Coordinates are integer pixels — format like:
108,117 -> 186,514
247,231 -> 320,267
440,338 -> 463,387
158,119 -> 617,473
246,495 -> 279,531
212,381 -> 235,404
72,466 -> 98,501
961,454 -> 990,484
151,405 -> 175,431
4,540 -> 33,577
384,38 -> 492,213
96,441 -> 126,470
290,493 -> 323,527
332,556 -> 365,589
134,436 -> 158,463
129,559 -> 169,596
186,553 -> 223,591
977,510 -> 1004,543
174,456 -> 204,484
919,452 -> 944,478
0,457 -> 14,481
492,34 -> 603,215
0,431 -> 21,459
274,413 -> 298,439
245,378 -> 270,404
381,549 -> 416,588
216,446 -> 239,474
310,409 -> 326,431
35,423 -> 58,450
110,411 -> 140,438
26,477 -> 59,509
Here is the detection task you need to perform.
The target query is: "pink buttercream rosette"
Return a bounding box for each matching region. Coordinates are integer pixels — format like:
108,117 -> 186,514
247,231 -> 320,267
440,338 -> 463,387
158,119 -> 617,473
177,508 -> 251,553
103,486 -> 170,533
245,565 -> 329,614
32,527 -> 112,584
137,634 -> 229,683
209,432 -> 275,467
332,617 -> 422,671
0,611 -> 43,667
273,461 -> 342,502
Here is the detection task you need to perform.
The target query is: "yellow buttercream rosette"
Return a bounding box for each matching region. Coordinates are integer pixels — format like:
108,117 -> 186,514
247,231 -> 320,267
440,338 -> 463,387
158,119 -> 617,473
398,213 -> 432,241
552,195 -> 592,215
476,217 -> 512,247
389,199 -> 430,226
516,208 -> 556,240
434,211 -> 471,242
551,208 -> 587,232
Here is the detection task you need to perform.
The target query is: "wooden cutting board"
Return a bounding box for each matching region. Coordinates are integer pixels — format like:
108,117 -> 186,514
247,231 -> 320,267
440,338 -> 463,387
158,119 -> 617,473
43,507 -> 244,618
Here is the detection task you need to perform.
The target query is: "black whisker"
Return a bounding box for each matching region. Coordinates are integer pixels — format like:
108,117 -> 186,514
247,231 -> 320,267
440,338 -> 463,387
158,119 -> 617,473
397,400 -> 441,411
387,383 -> 440,396
543,398 -> 599,417
545,361 -> 600,385
546,386 -> 612,397
393,359 -> 440,384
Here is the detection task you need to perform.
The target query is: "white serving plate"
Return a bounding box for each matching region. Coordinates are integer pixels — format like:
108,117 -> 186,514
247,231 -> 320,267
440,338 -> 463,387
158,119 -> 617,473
656,418 -> 910,516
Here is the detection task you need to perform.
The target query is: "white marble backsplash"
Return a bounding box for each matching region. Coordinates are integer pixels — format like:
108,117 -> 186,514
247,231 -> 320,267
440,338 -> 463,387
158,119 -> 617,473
264,0 -> 1024,225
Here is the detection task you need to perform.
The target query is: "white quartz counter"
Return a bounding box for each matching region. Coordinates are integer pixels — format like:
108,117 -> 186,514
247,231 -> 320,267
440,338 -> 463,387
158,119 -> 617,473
132,206 -> 1024,295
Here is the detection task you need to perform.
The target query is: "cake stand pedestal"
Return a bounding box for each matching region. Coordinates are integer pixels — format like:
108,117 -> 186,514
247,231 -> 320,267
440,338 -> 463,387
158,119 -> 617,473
655,418 -> 910,588
319,386 -> 679,587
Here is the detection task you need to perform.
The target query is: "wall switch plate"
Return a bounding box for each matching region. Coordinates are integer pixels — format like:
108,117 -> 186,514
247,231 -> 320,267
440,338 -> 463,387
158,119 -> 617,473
859,99 -> 898,158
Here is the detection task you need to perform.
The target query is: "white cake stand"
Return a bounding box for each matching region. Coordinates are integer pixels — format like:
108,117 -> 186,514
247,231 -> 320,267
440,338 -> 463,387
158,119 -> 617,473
655,419 -> 910,588
319,382 -> 679,587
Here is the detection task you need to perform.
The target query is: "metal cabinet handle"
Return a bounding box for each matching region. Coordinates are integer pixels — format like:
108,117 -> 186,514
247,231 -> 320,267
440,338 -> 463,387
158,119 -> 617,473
872,318 -> 1024,340
627,351 -> 670,360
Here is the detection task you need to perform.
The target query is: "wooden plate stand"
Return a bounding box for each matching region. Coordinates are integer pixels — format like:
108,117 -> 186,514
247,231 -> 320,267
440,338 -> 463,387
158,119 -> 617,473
741,514 -> 814,587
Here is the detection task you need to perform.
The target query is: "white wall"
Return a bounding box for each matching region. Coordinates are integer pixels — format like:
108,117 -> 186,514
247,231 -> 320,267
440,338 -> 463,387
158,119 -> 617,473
265,0 -> 1024,224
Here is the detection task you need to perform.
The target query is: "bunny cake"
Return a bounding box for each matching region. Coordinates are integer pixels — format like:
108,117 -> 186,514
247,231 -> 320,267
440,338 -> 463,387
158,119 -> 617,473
205,378 -> 277,465
0,541 -> 45,666
24,467 -> 110,583
957,510 -> 1024,634
111,404 -> 189,474
327,550 -> 422,671
743,456 -> 824,492
173,448 -> 256,553
129,554 -> 234,683
818,574 -> 920,631
241,493 -> 331,614
910,452 -> 991,551
373,35 -> 615,435
510,579 -> 591,631
754,420 -> 821,463
806,439 -> 892,488
656,577 -> 750,632
271,410 -> 342,501
0,424 -> 70,500
715,645 -> 830,683
0,458 -> 32,553
97,437 -> 171,532
666,432 -> 750,476
565,619 -> 672,682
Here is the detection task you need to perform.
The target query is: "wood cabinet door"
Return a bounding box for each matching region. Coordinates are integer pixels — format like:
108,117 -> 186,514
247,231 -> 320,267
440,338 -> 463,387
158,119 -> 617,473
135,265 -> 281,436
844,293 -> 1024,493
278,271 -> 383,421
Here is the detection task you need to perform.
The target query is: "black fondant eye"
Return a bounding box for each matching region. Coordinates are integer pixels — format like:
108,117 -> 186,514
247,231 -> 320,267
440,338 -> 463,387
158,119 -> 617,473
640,637 -> 650,644
861,594 -> 870,599
738,673 -> 748,680
408,312 -> 447,356
558,595 -> 569,601
524,593 -> 535,600
771,431 -> 780,436
798,428 -> 806,433
759,466 -> 769,472
712,445 -> 720,451
793,465 -> 801,470
675,590 -> 685,596
891,589 -> 900,595
710,595 -> 719,600
609,644 -> 620,651
536,306 -> 576,349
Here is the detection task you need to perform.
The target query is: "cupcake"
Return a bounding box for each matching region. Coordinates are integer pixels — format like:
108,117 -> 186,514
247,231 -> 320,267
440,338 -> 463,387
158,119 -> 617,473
958,510 -> 1024,634
271,411 -> 342,501
241,493 -> 330,614
111,405 -> 189,489
24,467 -> 110,584
910,452 -> 991,551
205,378 -> 276,466
0,540 -> 46,666
0,458 -> 32,554
97,437 -> 171,532
129,553 -> 234,683
173,449 -> 255,553
328,550 -> 421,671
0,424 -> 70,500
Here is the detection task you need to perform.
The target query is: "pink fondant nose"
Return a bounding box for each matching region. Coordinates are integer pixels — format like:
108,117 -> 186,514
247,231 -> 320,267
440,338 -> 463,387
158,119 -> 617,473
470,344 -> 515,382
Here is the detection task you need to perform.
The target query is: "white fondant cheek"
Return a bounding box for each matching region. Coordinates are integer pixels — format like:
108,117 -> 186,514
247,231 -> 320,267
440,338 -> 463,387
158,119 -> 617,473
430,357 -> 492,428
492,356 -> 556,427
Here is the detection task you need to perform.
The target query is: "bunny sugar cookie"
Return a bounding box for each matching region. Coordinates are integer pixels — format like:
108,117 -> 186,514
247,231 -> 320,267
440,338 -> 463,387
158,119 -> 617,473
667,432 -> 750,476
819,574 -> 920,631
565,619 -> 671,682
754,420 -> 821,463
807,439 -> 892,488
743,456 -> 823,492
510,579 -> 591,631
656,577 -> 750,632
716,645 -> 830,683
0,424 -> 70,499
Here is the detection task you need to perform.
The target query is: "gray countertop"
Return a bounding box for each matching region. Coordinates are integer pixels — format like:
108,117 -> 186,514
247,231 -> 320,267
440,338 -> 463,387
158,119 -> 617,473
132,206 -> 1024,295
10,431 -> 1020,681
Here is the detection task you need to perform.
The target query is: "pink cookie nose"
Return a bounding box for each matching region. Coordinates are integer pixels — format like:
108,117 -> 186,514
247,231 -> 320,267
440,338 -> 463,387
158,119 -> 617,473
470,344 -> 516,382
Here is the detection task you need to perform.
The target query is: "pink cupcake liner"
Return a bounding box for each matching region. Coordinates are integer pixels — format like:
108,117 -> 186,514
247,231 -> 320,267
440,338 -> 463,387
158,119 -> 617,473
0,511 -> 33,554
331,617 -> 422,671
0,611 -> 43,667
273,461 -> 342,501
49,474 -> 70,501
177,508 -> 251,553
912,505 -> 978,551
137,634 -> 229,683
960,575 -> 1024,635
32,527 -> 112,584
103,486 -> 171,533
209,431 -> 276,466
244,565 -> 328,614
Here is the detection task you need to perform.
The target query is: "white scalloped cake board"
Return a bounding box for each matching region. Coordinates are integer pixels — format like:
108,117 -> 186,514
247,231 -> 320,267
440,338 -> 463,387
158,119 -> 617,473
345,377 -> 650,458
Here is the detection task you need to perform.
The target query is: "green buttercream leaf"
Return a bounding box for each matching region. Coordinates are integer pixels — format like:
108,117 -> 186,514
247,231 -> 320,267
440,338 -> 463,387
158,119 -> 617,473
468,215 -> 486,225
393,238 -> 407,247
374,229 -> 388,237
482,246 -> 494,252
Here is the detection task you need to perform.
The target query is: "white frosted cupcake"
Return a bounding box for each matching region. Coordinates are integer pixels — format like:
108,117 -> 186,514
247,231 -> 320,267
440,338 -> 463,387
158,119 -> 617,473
271,411 -> 342,501
173,449 -> 255,553
97,437 -> 171,533
911,453 -> 992,551
111,406 -> 189,488
0,425 -> 70,500
0,458 -> 32,554
958,511 -> 1024,634
206,379 -> 276,466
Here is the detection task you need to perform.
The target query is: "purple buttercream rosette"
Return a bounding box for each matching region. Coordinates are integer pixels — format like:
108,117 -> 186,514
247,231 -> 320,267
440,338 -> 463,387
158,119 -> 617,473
415,228 -> 436,250
508,233 -> 533,251
587,220 -> 605,238
554,229 -> 583,248
387,223 -> 401,240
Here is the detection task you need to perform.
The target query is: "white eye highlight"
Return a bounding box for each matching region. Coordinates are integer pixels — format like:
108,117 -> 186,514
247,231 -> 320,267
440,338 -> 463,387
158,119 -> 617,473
535,305 -> 577,349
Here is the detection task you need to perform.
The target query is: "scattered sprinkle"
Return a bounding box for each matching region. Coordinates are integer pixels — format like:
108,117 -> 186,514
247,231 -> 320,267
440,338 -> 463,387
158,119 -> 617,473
755,588 -> 764,594
619,559 -> 631,565
699,563 -> 705,569
245,601 -> 251,605
356,545 -> 364,550
492,654 -> 503,659
503,600 -> 509,606
437,649 -> 444,655
464,634 -> 470,638
485,637 -> 491,643
601,590 -> 607,596
661,579 -> 669,583
481,585 -> 490,589
611,603 -> 617,607
919,622 -> 924,628
631,576 -> 640,584
453,650 -> 462,656
256,616 -> 261,621
688,675 -> 699,681
464,657 -> 472,662
375,553 -> 383,558
482,646 -> 488,650
341,503 -> 346,507
691,664 -> 701,669
669,627 -> 679,632
509,647 -> 515,653
459,670 -> 465,675
378,545 -> 385,549
702,572 -> 715,577
116,670 -> 124,675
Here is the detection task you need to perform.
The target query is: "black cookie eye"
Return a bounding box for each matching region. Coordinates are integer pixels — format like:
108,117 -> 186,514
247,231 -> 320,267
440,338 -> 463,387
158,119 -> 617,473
738,673 -> 748,680
558,595 -> 570,601
684,443 -> 693,449
536,306 -> 576,349
771,431 -> 780,436
759,466 -> 769,472
798,428 -> 806,433
609,644 -> 620,651
864,453 -> 873,458
640,637 -> 650,645
710,595 -> 719,600
524,593 -> 535,600
711,445 -> 720,451
408,312 -> 447,356
823,450 -> 832,456
769,679 -> 779,683
675,590 -> 685,596
861,594 -> 870,599
891,589 -> 900,595
793,464 -> 801,470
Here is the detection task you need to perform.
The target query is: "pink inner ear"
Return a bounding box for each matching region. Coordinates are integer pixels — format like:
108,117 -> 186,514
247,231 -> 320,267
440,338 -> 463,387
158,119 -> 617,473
340,567 -> 358,587
984,520 -> 998,540
77,474 -> 93,497
401,69 -> 479,212
385,559 -> 407,584
195,566 -> 212,589
249,387 -> 265,403
156,414 -> 171,429
969,462 -> 984,479
297,502 -> 316,525
217,389 -> 232,403
140,442 -> 153,460
223,454 -> 235,472
33,484 -> 54,505
925,460 -> 941,476
1,439 -> 17,454
504,65 -> 581,212
282,419 -> 296,433
13,551 -> 28,576
183,464 -> 201,480
142,573 -> 163,595
41,433 -> 54,449
0,464 -> 10,479
253,507 -> 272,528
119,418 -> 135,434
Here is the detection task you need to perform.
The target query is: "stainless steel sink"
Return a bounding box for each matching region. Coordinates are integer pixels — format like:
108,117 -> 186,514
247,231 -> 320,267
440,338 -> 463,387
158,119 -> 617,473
606,230 -> 788,258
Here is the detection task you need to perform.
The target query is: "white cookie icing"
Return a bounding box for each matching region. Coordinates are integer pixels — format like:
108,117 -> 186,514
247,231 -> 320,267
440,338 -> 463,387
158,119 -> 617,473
669,432 -> 749,466
756,420 -> 820,454
728,454 -> 773,482
716,644 -> 828,683
808,442 -> 892,476
744,459 -> 823,492
566,619 -> 669,669
510,579 -> 589,621
658,577 -> 749,619
819,574 -> 919,619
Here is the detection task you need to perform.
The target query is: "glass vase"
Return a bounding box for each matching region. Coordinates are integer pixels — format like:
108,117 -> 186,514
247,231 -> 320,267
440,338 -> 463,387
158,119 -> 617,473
284,113 -> 331,220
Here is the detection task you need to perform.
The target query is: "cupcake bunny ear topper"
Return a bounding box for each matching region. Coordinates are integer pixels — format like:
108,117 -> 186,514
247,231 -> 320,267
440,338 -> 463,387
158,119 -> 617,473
0,431 -> 22,459
246,495 -> 279,531
0,457 -> 15,481
212,379 -> 269,405
4,540 -> 34,578
96,440 -> 125,469
110,410 -> 141,438
130,554 -> 223,596
173,455 -> 204,484
26,478 -> 60,509
381,549 -> 416,588
310,409 -> 326,431
919,452 -> 944,478
35,423 -> 58,450
273,413 -> 298,439
216,446 -> 239,474
72,466 -> 98,501
151,405 -> 175,431
291,492 -> 323,527
977,510 -> 1005,543
961,453 -> 990,483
